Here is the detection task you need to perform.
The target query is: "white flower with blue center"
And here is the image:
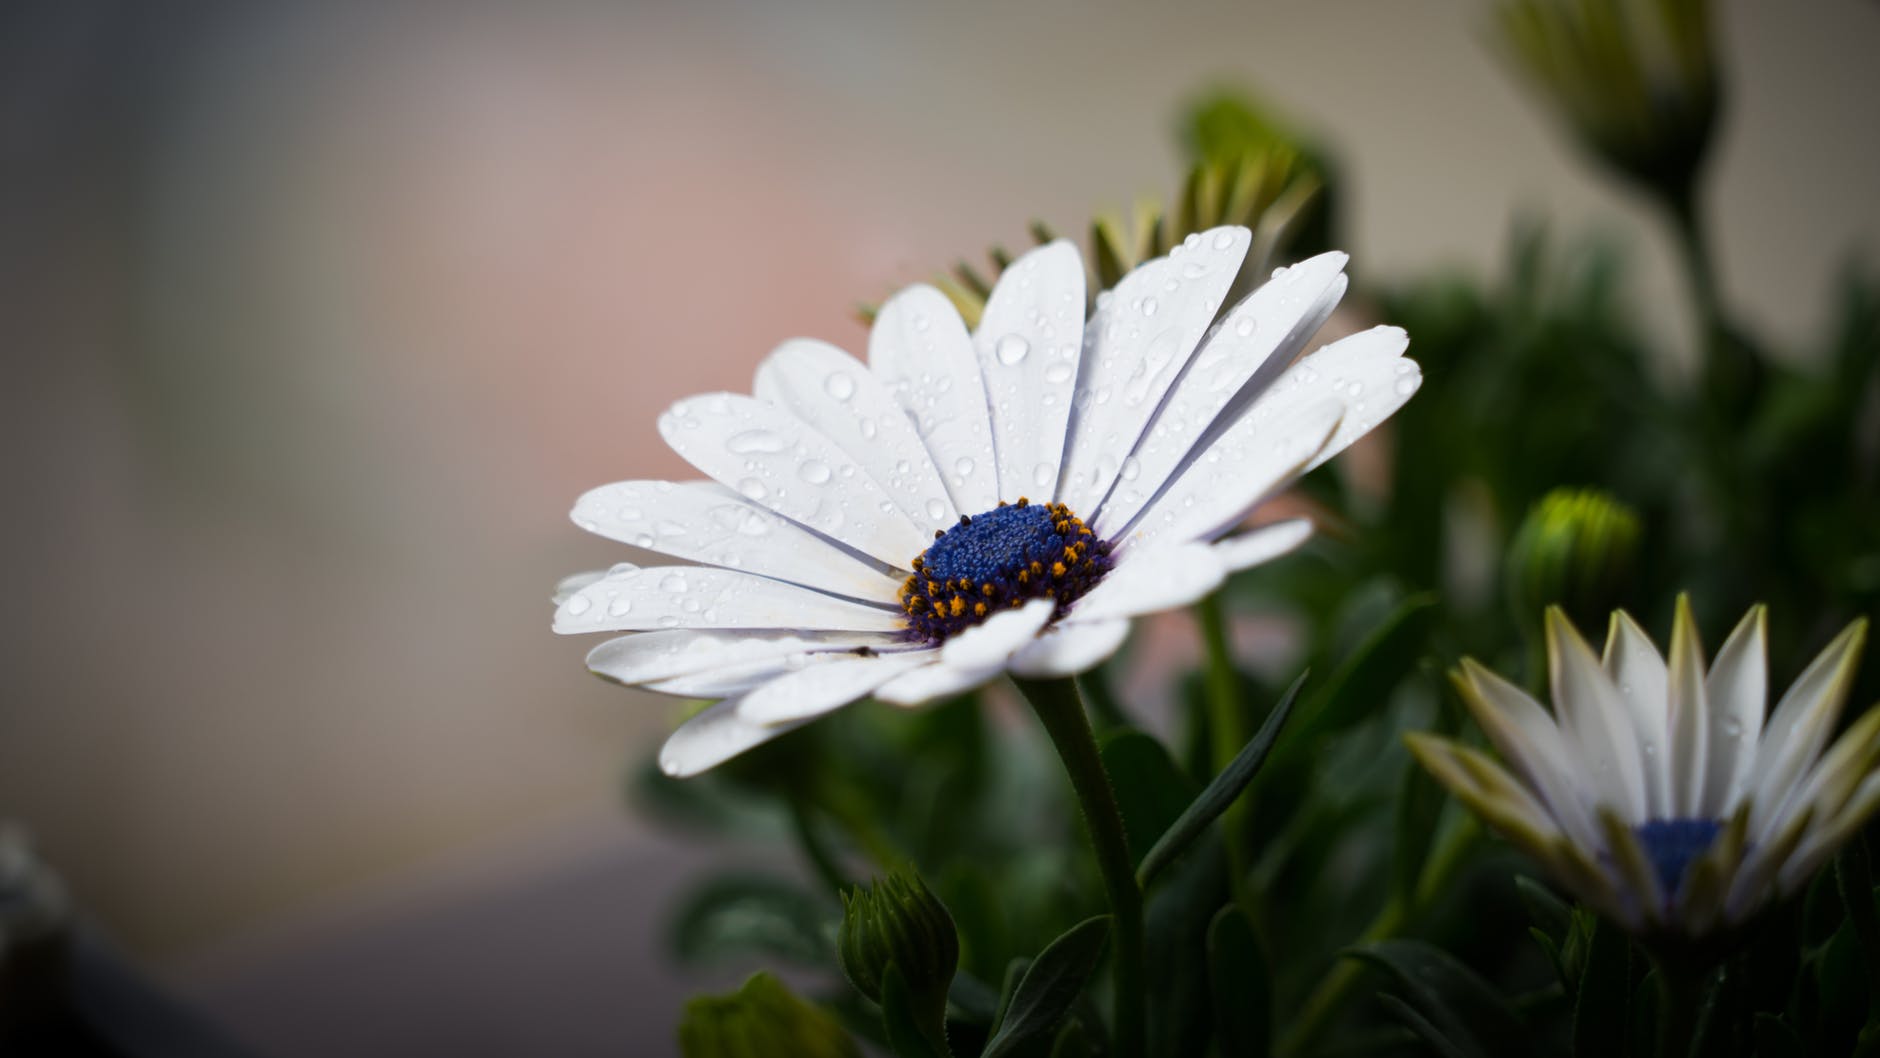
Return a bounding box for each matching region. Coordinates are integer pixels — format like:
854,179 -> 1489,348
1408,599 -> 1876,938
554,228 -> 1421,776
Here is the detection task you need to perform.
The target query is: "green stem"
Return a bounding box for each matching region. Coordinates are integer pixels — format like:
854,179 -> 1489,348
1652,958 -> 1708,1058
1013,675 -> 1146,1058
1198,592 -> 1255,911
1279,818 -> 1481,1056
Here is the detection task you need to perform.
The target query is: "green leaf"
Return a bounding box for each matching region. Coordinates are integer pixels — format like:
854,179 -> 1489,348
1207,906 -> 1272,1058
670,874 -> 833,967
679,972 -> 861,1058
1137,672 -> 1307,887
1347,939 -> 1527,1058
980,916 -> 1113,1058
1515,875 -> 1572,944
1100,730 -> 1198,869
1752,1012 -> 1807,1058
1292,595 -> 1437,743
879,964 -> 949,1058
1572,914 -> 1631,1058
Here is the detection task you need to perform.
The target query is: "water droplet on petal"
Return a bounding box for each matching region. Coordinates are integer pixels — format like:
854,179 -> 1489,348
1395,376 -> 1420,396
925,498 -> 946,521
824,373 -> 856,401
738,478 -> 768,500
728,430 -> 785,454
1033,462 -> 1054,487
954,456 -> 975,477
565,595 -> 592,616
1212,230 -> 1236,250
1140,296 -> 1159,317
799,459 -> 832,485
1120,457 -> 1141,481
1235,317 -> 1256,338
659,574 -> 688,593
1044,362 -> 1073,383
607,597 -> 633,617
996,333 -> 1030,365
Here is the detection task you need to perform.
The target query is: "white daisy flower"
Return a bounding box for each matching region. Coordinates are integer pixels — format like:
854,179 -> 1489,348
1408,599 -> 1876,939
555,227 -> 1421,776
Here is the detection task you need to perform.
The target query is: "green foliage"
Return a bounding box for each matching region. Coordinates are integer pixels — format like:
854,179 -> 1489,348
980,916 -> 1112,1058
678,973 -> 859,1058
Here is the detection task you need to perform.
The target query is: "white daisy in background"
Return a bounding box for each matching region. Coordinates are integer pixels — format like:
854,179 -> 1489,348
554,227 -> 1421,776
1408,599 -> 1876,939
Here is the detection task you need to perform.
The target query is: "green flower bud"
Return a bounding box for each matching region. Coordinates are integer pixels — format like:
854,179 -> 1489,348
837,869 -> 959,1032
677,972 -> 858,1058
1495,0 -> 1719,206
1507,487 -> 1643,633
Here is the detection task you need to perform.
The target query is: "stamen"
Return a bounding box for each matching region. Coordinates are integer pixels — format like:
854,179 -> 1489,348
898,500 -> 1115,644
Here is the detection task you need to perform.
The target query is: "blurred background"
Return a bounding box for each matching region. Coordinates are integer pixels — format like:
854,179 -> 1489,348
2,0 -> 1877,1054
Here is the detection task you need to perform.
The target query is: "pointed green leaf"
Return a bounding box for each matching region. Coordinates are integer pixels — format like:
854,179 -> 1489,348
980,916 -> 1113,1058
1100,730 -> 1198,868
1207,906 -> 1272,1058
1346,939 -> 1526,1058
671,874 -> 832,968
1292,595 -> 1437,743
1137,673 -> 1307,887
1572,914 -> 1631,1058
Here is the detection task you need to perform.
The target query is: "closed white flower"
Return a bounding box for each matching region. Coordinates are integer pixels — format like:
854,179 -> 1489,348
555,228 -> 1420,776
1410,600 -> 1876,938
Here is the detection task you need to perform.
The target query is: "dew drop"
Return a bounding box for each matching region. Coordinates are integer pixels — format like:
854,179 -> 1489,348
616,506 -> 643,522
954,456 -> 975,477
659,574 -> 688,593
565,595 -> 592,616
1395,376 -> 1420,396
657,615 -> 679,629
1044,362 -> 1074,383
925,498 -> 946,521
607,598 -> 633,618
1212,230 -> 1236,250
859,418 -> 878,439
996,333 -> 1031,365
737,478 -> 768,500
1120,456 -> 1141,481
1033,462 -> 1055,487
728,430 -> 785,454
655,520 -> 686,537
799,459 -> 833,485
1140,296 -> 1159,317
824,373 -> 856,401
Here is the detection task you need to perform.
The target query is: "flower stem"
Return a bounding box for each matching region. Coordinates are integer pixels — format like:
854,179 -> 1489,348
1652,958 -> 1709,1058
1013,675 -> 1146,1058
1197,592 -> 1255,910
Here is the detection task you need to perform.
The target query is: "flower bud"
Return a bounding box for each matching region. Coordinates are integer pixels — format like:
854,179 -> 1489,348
677,972 -> 857,1058
1506,487 -> 1642,633
837,869 -> 959,1026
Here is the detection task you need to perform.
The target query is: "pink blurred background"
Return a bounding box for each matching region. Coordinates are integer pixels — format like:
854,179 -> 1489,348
3,1 -> 1877,1054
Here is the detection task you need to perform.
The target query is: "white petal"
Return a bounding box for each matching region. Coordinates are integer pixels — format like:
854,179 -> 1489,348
1546,609 -> 1649,822
1102,397 -> 1341,549
1211,518 -> 1313,573
1778,770 -> 1880,896
1665,597 -> 1710,817
1286,326 -> 1421,475
1701,605 -> 1767,814
1089,252 -> 1348,531
1009,619 -> 1131,677
1065,544 -> 1225,623
974,241 -> 1086,502
941,598 -> 1055,670
572,481 -> 902,602
586,628 -> 906,686
659,696 -> 812,777
754,339 -> 957,536
553,569 -> 611,606
658,392 -> 928,566
1457,659 -> 1603,850
736,652 -> 934,724
1747,619 -> 1868,843
1601,612 -> 1671,818
553,565 -> 904,635
1057,226 -> 1250,513
868,284 -> 1000,515
649,642 -> 926,699
874,659 -> 998,706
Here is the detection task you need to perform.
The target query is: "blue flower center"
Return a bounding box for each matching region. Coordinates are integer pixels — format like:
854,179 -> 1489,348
1633,817 -> 1724,897
900,498 -> 1115,644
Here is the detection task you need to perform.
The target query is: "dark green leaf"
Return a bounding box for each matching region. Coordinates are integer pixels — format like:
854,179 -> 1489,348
1752,1013 -> 1807,1058
1375,994 -> 1474,1058
1207,906 -> 1271,1058
879,964 -> 948,1058
1573,915 -> 1631,1058
1292,595 -> 1437,742
1138,672 -> 1308,886
989,957 -> 1031,1041
1515,876 -> 1572,944
981,916 -> 1113,1058
1100,730 -> 1198,868
1346,939 -> 1526,1058
670,874 -> 833,968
